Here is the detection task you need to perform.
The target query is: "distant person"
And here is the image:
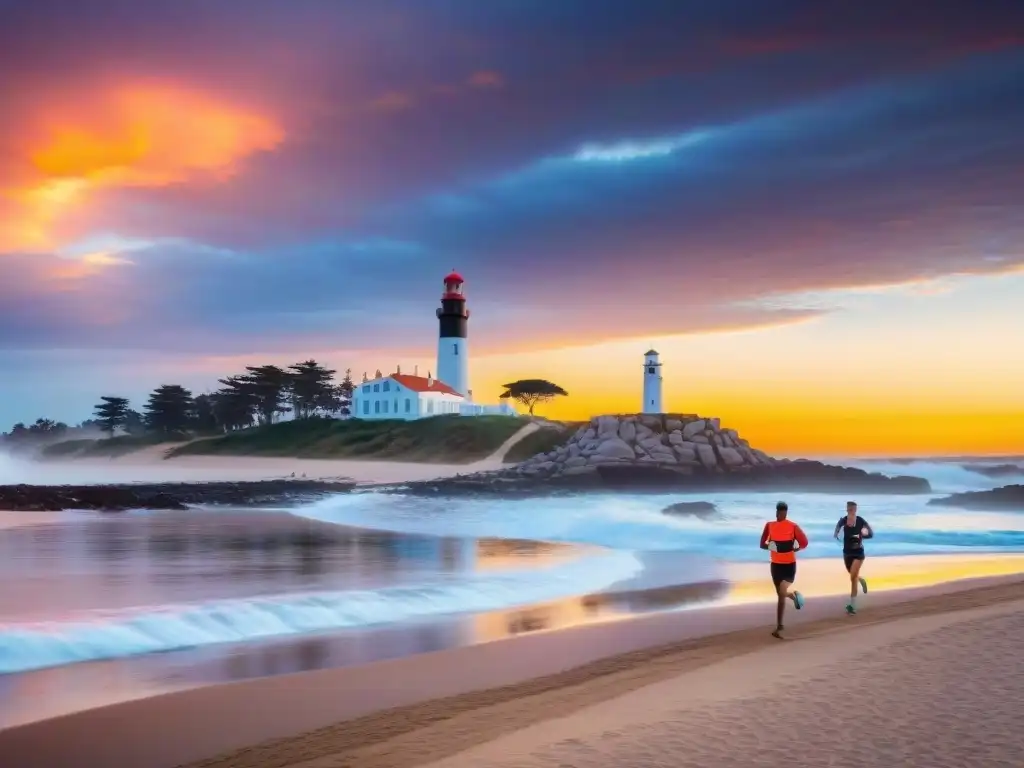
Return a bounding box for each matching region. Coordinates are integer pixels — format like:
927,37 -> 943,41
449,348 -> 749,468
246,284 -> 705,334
833,500 -> 873,614
760,501 -> 808,639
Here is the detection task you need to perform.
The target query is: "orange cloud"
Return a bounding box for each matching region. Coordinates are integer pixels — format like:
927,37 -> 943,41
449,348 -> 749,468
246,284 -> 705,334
1,84 -> 284,252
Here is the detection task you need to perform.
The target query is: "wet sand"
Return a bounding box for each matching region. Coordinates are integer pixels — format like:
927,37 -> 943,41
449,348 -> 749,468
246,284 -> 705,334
2,574 -> 1021,768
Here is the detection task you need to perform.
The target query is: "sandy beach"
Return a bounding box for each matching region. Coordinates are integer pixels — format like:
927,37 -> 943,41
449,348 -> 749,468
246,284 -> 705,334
2,574 -> 1021,768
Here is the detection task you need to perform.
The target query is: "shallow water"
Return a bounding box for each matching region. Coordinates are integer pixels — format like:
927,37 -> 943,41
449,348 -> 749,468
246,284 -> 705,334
0,457 -> 1021,726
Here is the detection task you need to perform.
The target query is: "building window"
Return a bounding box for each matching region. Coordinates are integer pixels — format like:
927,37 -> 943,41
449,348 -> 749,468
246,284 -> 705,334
453,343 -> 458,355
374,401 -> 380,414
383,381 -> 390,392
363,400 -> 370,415
647,366 -> 655,374
373,383 -> 380,392
405,398 -> 411,413
362,385 -> 370,393
427,400 -> 434,414
382,400 -> 388,414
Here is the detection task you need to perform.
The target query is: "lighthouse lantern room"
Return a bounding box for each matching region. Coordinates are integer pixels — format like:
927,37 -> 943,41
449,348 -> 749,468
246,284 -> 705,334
436,270 -> 470,397
642,348 -> 663,414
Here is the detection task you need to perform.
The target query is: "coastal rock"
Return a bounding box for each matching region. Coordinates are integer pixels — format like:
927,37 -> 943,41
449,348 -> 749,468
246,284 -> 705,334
0,480 -> 356,513
389,412 -> 932,498
927,484 -> 1024,511
960,463 -> 1024,479
682,420 -> 706,440
718,447 -> 745,467
661,501 -> 719,519
594,438 -> 636,460
696,443 -> 718,469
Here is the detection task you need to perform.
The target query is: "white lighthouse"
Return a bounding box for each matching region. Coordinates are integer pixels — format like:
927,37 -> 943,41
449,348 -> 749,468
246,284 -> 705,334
436,270 -> 470,396
642,348 -> 663,414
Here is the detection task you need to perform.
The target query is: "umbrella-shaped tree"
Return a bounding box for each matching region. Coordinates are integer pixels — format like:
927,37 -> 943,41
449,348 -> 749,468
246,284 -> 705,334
499,379 -> 568,416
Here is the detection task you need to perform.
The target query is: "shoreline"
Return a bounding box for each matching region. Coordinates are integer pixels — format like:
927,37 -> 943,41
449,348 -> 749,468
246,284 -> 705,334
2,571 -> 1021,768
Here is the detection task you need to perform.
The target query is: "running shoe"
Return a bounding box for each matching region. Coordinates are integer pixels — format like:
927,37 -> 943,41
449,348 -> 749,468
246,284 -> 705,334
793,591 -> 805,610
859,577 -> 868,594
845,602 -> 857,615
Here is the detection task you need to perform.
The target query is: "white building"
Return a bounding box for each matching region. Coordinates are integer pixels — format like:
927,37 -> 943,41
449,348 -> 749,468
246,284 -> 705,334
352,369 -> 516,421
352,271 -> 517,421
642,348 -> 663,414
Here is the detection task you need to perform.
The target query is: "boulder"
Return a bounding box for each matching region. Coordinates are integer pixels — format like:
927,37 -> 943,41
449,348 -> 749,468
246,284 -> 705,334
718,447 -> 745,467
682,420 -> 706,440
594,438 -> 637,460
618,420 -> 637,443
661,501 -> 718,519
696,443 -> 718,468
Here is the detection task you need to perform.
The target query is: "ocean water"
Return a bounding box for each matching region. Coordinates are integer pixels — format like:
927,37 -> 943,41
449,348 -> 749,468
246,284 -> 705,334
0,458 -> 1021,684
294,459 -> 1024,561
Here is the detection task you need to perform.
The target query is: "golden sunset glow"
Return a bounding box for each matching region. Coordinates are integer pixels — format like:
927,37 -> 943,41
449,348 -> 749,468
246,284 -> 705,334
47,251 -> 134,283
1,85 -> 284,252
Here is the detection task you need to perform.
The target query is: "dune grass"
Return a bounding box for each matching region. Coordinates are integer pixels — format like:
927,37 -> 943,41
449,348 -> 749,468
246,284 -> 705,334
39,433 -> 181,460
166,416 -> 530,464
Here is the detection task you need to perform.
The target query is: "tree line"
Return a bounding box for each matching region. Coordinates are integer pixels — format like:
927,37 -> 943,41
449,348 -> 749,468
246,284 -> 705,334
3,360 -> 355,443
1,370 -> 571,448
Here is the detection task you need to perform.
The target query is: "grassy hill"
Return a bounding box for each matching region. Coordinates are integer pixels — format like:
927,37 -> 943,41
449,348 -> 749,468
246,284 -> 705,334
39,434 -> 182,460
166,416 -> 531,464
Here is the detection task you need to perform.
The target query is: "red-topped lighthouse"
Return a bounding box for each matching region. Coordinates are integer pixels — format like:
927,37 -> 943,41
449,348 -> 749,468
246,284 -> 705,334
435,270 -> 470,397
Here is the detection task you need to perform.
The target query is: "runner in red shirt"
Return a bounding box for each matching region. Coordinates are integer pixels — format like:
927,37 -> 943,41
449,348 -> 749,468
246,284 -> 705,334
760,501 -> 809,639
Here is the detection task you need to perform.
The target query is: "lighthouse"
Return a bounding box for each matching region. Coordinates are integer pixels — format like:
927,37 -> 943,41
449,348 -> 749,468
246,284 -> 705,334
642,349 -> 663,414
436,270 -> 470,396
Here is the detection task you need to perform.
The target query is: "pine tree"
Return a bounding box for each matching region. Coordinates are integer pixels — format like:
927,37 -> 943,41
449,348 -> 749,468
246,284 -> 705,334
144,385 -> 195,435
336,369 -> 355,417
242,365 -> 291,425
93,396 -> 130,437
288,359 -> 336,418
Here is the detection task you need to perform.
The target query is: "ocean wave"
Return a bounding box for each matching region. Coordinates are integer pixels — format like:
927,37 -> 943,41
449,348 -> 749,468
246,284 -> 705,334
0,549 -> 642,674
293,477 -> 1024,562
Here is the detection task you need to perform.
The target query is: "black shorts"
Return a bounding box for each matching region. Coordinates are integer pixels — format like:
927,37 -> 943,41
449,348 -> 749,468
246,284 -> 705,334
844,551 -> 865,572
770,562 -> 797,588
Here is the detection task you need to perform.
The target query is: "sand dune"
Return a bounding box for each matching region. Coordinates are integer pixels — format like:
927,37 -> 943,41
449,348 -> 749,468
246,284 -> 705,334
9,423 -> 542,487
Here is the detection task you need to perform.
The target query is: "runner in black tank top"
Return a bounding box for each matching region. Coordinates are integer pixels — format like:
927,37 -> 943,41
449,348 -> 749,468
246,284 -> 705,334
833,500 -> 873,614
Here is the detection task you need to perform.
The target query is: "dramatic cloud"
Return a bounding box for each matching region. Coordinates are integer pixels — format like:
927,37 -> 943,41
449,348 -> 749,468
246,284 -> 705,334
1,0 -> 1022,361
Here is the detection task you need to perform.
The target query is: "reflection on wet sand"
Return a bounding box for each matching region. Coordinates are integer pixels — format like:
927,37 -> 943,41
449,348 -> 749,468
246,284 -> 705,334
0,513 -> 725,730
0,510 -> 583,619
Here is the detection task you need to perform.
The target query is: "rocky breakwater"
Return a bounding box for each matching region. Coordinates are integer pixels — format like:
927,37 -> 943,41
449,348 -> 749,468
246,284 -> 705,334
928,484 -> 1024,511
0,479 -> 356,512
396,414 -> 930,496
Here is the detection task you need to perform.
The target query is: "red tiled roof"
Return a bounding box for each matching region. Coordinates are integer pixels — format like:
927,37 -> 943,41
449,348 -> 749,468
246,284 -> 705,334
391,373 -> 463,396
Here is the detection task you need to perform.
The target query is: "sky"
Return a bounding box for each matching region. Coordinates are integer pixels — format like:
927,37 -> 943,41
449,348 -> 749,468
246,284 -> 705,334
1,0 -> 1022,457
